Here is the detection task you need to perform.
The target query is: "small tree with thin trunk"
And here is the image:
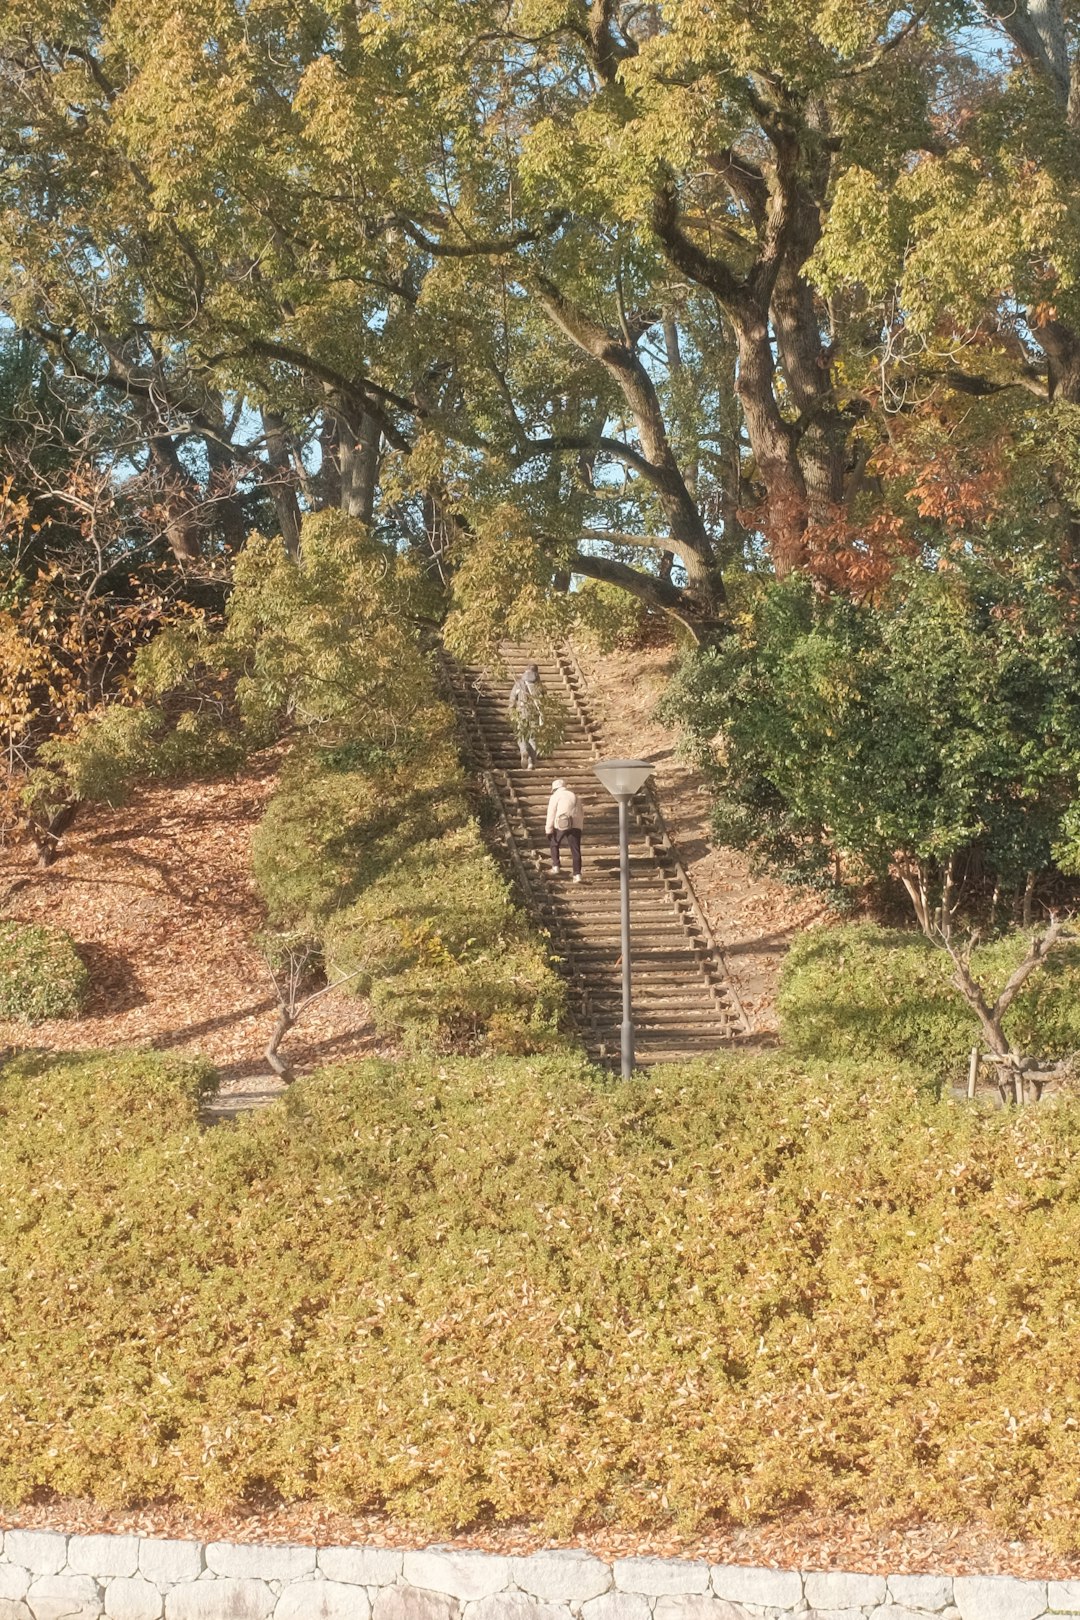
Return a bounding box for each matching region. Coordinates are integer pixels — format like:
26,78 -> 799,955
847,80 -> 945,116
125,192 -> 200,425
902,867 -> 1075,1101
260,931 -> 361,1084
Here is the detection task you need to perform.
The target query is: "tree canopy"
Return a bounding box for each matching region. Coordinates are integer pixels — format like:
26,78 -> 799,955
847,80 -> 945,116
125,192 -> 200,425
7,0 -> 1080,863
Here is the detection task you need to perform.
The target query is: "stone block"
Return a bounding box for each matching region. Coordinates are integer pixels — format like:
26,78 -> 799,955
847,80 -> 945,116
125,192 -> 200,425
274,1580 -> 370,1619
25,1574 -> 101,1620
580,1593 -> 652,1620
372,1588 -> 460,1620
205,1545 -> 315,1584
318,1551 -> 403,1589
711,1565 -> 803,1609
104,1580 -> 162,1620
511,1552 -> 610,1604
69,1541 -> 140,1582
804,1572 -> 888,1610
655,1596 -> 749,1620
165,1579 -> 275,1620
4,1538 -> 68,1579
886,1577 -> 954,1613
402,1552 -> 511,1604
871,1607 -> 948,1620
952,1576 -> 1046,1620
613,1560 -> 710,1597
0,1601 -> 32,1620
137,1545 -> 202,1590
1049,1582 -> 1080,1614
466,1595 -> 571,1620
0,1571 -> 31,1604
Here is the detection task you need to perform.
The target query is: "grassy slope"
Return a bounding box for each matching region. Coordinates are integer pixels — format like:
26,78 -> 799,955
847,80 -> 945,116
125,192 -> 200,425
4,1047 -> 1080,1549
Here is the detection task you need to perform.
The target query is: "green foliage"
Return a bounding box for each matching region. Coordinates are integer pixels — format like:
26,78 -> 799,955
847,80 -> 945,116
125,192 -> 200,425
253,730 -> 567,1057
665,562 -> 1080,906
779,924 -> 1080,1085
36,513 -> 438,814
7,1046 -> 1080,1546
325,817 -> 566,1056
0,918 -> 89,1021
572,579 -> 656,652
225,515 -> 439,745
39,693 -> 245,808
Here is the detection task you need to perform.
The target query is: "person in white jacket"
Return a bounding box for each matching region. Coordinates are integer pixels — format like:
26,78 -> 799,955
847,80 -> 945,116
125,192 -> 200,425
545,778 -> 584,881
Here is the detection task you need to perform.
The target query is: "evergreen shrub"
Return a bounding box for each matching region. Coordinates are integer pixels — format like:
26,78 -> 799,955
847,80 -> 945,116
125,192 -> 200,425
0,918 -> 89,1021
6,1047 -> 1080,1548
779,923 -> 1080,1083
253,738 -> 566,1055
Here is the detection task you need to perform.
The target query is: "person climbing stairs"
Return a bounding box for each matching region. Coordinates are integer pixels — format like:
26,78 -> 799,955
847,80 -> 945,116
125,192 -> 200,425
439,642 -> 748,1065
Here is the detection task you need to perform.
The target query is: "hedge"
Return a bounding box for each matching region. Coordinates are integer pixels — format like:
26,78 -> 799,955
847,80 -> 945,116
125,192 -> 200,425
0,918 -> 89,1021
251,730 -> 567,1056
779,922 -> 1080,1085
5,1046 -> 1080,1548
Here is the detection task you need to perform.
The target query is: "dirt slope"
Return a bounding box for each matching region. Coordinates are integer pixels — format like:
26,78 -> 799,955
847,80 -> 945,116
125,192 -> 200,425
0,750 -> 382,1109
569,637 -> 827,1034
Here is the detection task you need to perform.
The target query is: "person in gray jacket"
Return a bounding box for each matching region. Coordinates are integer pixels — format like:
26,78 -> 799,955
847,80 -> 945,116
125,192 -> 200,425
546,777 -> 584,881
507,662 -> 543,768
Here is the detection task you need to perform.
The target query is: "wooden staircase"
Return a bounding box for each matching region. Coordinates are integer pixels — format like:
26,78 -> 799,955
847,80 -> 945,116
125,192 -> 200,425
439,641 -> 748,1065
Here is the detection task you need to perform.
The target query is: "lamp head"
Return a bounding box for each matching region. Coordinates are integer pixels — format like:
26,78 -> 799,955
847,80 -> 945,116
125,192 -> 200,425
592,758 -> 654,799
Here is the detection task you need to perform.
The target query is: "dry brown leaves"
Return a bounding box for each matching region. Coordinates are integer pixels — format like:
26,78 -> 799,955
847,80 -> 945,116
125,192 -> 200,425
0,747 -> 385,1108
571,639 -> 827,1035
2,1500 -> 1079,1580
2,694 -> 1069,1580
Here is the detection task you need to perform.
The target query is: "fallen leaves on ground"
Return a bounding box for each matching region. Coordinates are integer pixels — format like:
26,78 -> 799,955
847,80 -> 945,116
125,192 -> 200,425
0,748 -> 384,1106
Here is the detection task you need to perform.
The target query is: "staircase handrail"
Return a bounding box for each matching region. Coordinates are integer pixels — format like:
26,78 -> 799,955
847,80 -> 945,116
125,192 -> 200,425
434,646 -> 605,1053
553,641 -> 751,1035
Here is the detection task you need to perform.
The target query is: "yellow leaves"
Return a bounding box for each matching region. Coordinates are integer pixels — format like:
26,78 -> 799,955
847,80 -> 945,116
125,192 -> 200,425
444,503 -> 575,668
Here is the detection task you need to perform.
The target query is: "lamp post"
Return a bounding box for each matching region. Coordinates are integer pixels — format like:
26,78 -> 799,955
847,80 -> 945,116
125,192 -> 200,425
592,758 -> 655,1078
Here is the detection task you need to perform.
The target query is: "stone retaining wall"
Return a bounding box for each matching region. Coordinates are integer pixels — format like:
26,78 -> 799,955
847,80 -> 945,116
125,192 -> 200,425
2,1530 -> 1078,1620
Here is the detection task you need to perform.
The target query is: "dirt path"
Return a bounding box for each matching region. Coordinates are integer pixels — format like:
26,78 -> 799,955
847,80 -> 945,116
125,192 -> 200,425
0,751 -> 383,1112
570,637 -> 828,1034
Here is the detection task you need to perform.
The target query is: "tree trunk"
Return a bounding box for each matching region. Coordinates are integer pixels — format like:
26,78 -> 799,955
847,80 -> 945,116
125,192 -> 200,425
265,1005 -> 296,1082
147,436 -> 203,563
201,434 -> 247,555
771,261 -> 847,522
33,800 -> 81,867
734,314 -> 809,572
261,410 -> 302,557
334,400 -> 380,525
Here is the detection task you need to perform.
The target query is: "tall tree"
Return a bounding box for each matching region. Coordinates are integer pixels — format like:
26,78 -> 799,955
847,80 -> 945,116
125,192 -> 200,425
4,0 -> 975,639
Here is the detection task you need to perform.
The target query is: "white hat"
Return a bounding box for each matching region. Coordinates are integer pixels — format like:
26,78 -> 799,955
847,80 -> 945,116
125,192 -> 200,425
551,778 -> 565,790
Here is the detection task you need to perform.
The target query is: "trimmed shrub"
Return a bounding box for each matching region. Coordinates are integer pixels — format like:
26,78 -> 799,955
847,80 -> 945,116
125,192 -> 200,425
0,918 -> 89,1021
779,922 -> 1080,1083
6,1048 -> 1080,1547
252,736 -> 567,1055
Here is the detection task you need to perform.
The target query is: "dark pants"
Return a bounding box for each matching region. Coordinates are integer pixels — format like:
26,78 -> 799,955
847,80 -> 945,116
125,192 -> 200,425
549,828 -> 582,875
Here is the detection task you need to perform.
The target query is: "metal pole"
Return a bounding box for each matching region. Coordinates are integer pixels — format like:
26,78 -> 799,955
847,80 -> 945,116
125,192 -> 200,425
619,792 -> 634,1078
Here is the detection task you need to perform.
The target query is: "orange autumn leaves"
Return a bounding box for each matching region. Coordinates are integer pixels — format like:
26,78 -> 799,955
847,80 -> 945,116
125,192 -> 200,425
796,413 -> 1011,597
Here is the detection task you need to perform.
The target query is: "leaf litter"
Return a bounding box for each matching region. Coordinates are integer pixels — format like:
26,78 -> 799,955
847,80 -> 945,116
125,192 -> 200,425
0,745 -> 385,1109
2,701 -> 1071,1577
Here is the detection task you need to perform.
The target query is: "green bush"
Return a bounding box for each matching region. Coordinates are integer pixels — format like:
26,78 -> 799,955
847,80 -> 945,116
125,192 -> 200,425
779,922 -> 1080,1083
6,1047 -> 1080,1548
664,563 -> 1080,908
0,918 -> 89,1021
572,579 -> 654,651
253,736 -> 567,1055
